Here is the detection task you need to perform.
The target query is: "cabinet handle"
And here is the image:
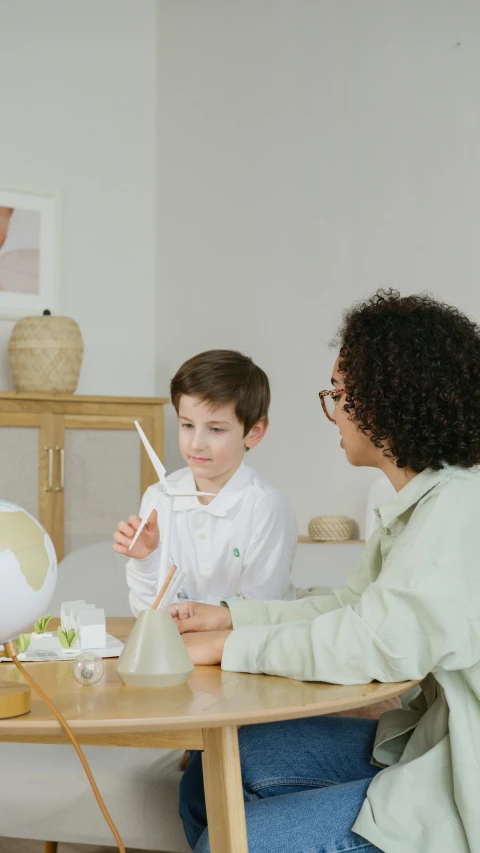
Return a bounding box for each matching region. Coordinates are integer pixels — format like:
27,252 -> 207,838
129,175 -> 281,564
44,447 -> 54,492
55,446 -> 65,492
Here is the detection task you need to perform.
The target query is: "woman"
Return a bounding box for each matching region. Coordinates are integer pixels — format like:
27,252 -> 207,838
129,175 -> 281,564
170,290 -> 480,853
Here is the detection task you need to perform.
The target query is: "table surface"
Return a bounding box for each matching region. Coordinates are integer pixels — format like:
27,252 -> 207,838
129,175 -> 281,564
0,617 -> 417,738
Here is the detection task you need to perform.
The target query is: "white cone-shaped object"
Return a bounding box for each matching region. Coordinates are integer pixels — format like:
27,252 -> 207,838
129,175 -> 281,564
116,609 -> 194,687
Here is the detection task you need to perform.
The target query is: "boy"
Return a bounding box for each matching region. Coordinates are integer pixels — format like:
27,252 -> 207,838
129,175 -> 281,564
114,349 -> 296,615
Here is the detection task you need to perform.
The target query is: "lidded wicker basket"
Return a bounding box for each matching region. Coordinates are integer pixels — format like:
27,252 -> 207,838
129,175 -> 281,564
308,515 -> 353,541
8,312 -> 84,393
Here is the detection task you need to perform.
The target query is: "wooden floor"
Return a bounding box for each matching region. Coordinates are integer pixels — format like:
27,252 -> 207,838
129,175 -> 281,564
0,842 -> 167,853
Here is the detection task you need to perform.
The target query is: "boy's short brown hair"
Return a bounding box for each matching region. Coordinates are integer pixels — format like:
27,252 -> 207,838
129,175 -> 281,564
170,349 -> 270,435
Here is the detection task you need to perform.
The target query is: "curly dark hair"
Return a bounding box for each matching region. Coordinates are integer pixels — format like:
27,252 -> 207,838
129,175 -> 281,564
336,289 -> 480,471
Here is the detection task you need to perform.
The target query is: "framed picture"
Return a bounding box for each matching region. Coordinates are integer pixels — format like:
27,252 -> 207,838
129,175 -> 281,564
0,189 -> 58,319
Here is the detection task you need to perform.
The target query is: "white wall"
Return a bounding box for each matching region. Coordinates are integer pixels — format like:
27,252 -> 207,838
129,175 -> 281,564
0,0 -> 157,395
2,0 -> 480,585
155,0 -> 480,578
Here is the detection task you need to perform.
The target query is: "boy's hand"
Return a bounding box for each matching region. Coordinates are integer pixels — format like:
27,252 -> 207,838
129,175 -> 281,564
168,602 -> 233,634
183,630 -> 232,665
113,510 -> 159,560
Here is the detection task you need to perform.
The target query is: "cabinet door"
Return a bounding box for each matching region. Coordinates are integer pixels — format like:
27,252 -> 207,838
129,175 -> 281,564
0,413 -> 40,517
0,412 -> 62,555
62,415 -> 154,557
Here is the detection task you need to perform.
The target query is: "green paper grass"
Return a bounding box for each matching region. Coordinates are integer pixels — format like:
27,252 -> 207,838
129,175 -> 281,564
16,634 -> 31,653
57,627 -> 79,649
34,614 -> 52,634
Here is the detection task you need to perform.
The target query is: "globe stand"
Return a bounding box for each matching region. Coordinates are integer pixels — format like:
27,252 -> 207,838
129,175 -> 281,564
0,684 -> 31,719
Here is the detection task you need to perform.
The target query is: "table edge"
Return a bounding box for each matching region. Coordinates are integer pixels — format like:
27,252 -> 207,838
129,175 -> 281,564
0,680 -> 418,738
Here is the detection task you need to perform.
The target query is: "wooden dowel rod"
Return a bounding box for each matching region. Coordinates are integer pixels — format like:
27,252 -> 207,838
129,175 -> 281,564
151,565 -> 177,610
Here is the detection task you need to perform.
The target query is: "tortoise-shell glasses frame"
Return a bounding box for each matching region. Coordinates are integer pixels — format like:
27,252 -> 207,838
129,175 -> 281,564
319,388 -> 346,423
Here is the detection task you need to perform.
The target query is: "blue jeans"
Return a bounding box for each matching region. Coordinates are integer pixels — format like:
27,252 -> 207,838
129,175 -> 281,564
180,715 -> 384,853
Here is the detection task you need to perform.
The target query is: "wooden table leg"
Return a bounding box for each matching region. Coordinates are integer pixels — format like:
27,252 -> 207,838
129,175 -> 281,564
44,843 -> 58,853
202,726 -> 248,853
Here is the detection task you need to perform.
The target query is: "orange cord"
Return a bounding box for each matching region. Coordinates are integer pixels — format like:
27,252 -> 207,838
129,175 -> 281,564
10,655 -> 126,853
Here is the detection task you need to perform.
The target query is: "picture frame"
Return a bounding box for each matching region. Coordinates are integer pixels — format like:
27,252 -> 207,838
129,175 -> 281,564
0,189 -> 58,319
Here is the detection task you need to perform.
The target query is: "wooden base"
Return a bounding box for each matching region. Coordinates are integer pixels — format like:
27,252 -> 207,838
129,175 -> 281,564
0,684 -> 31,719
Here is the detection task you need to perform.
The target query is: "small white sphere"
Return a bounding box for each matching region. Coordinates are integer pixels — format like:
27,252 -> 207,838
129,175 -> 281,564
72,653 -> 105,686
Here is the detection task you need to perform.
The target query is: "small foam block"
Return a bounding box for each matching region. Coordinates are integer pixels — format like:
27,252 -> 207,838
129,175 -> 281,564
60,600 -> 86,631
29,633 -> 59,651
71,603 -> 95,625
75,606 -> 106,649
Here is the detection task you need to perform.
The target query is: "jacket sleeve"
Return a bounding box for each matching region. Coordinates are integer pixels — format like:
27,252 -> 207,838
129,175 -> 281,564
223,551 -> 473,684
226,539 -> 375,626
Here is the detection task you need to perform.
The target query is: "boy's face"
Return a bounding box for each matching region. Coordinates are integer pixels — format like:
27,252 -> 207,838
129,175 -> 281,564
177,395 -> 266,485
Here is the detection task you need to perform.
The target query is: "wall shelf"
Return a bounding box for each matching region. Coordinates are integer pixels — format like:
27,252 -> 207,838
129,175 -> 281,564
298,536 -> 364,545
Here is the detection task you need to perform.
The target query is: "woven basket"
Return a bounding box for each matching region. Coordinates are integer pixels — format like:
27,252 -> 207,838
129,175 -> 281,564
8,315 -> 84,393
308,515 -> 353,541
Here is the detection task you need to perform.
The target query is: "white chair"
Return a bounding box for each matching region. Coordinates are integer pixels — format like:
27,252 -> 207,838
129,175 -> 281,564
0,541 -> 189,853
364,475 -> 396,540
0,743 -> 189,852
48,539 -> 132,617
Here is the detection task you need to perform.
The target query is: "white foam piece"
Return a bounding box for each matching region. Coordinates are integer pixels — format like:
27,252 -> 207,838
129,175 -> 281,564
60,600 -> 86,631
75,606 -> 106,649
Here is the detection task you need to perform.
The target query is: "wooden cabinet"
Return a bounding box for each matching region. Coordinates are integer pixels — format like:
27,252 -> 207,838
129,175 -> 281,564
0,392 -> 168,561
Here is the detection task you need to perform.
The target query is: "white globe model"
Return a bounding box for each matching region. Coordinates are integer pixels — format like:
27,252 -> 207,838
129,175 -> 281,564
0,500 -> 57,643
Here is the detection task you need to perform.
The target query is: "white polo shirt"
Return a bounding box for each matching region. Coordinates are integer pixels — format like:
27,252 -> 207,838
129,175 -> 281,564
126,462 -> 297,615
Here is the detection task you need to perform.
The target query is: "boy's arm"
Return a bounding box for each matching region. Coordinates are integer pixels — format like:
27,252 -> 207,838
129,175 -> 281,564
126,549 -> 161,616
125,485 -> 162,616
236,492 -> 297,601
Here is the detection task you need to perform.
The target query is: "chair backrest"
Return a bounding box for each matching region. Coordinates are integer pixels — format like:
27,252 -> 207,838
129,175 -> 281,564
48,541 -> 132,616
364,475 -> 396,541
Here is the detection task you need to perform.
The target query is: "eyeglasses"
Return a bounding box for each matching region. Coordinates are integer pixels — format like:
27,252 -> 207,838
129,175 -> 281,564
319,388 -> 346,423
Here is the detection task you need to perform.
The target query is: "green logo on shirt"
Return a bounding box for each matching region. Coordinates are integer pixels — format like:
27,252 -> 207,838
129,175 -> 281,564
233,548 -> 240,557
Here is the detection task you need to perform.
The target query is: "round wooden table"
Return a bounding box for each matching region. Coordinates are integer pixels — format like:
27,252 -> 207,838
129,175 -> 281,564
0,617 -> 417,853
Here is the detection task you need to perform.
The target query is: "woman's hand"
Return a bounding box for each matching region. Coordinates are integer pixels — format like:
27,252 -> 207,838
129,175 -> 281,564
113,510 -> 159,560
168,601 -> 233,634
183,630 -> 232,665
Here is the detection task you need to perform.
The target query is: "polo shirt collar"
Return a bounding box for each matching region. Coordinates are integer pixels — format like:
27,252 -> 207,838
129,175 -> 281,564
171,462 -> 252,516
375,465 -> 453,533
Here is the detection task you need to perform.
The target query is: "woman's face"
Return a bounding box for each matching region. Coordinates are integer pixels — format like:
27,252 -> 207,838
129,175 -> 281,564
330,356 -> 380,468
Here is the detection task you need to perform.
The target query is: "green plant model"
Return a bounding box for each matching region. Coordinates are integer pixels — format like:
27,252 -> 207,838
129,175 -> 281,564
34,614 -> 52,634
16,634 -> 31,653
57,627 -> 79,649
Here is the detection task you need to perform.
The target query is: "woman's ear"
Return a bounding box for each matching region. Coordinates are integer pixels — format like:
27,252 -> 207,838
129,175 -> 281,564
244,417 -> 268,450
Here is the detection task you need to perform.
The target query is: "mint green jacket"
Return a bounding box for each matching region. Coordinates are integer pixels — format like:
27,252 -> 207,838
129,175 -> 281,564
223,466 -> 480,853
